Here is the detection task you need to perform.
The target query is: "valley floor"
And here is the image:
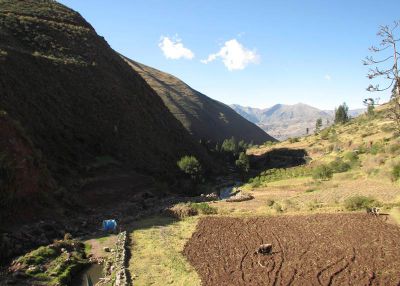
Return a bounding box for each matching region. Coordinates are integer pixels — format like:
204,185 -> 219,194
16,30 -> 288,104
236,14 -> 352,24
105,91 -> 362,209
126,174 -> 400,285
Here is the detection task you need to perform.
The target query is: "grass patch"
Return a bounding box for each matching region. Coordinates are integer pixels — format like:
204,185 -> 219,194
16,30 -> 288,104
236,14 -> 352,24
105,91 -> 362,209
130,216 -> 201,286
97,236 -> 108,244
14,237 -> 87,285
18,246 -> 58,266
189,202 -> 217,215
84,242 -> 92,254
247,165 -> 312,187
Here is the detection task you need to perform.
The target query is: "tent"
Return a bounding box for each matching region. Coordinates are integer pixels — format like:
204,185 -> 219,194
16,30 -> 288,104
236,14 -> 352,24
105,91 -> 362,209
102,219 -> 117,232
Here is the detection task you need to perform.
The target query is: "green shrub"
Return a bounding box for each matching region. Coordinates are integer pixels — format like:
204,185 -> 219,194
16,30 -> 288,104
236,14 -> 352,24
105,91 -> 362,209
263,141 -> 276,147
370,142 -> 384,155
343,151 -> 359,163
221,137 -> 238,154
344,196 -> 377,211
288,137 -> 300,143
235,152 -> 250,174
177,156 -> 202,181
189,202 -> 217,215
320,128 -> 330,140
392,163 -> 400,181
312,165 -> 333,180
248,177 -> 262,188
329,158 -> 350,173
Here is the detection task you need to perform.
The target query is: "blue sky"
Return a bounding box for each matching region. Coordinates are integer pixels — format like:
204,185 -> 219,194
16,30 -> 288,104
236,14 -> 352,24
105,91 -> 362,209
59,0 -> 400,110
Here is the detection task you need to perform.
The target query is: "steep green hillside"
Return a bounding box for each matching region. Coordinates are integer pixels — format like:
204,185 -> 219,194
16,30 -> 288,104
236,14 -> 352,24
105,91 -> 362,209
244,104 -> 400,213
0,0 -> 210,203
123,58 -> 275,144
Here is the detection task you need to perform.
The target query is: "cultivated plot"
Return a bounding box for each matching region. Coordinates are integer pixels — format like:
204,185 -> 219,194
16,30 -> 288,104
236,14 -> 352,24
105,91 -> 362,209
184,214 -> 400,286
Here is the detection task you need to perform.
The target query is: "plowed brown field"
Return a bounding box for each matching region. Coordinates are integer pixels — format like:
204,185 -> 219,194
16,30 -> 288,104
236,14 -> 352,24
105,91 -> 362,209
183,214 -> 400,285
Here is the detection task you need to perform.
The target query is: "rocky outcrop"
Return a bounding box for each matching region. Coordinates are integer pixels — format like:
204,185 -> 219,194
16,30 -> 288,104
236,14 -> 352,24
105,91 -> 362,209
226,192 -> 254,202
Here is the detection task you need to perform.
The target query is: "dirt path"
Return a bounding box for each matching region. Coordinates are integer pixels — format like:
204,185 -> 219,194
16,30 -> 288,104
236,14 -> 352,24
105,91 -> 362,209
184,213 -> 400,286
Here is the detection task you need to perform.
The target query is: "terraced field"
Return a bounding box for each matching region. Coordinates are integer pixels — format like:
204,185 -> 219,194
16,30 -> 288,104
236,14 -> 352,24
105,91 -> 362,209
184,214 -> 400,286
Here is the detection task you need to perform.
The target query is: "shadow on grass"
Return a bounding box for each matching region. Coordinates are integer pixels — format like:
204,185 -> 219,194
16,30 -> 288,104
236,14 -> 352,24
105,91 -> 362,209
250,148 -> 308,170
126,216 -> 179,233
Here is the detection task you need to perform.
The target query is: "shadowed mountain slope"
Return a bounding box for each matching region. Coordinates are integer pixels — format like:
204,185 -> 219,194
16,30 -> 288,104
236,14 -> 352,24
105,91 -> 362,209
0,0 -> 211,202
123,58 -> 275,144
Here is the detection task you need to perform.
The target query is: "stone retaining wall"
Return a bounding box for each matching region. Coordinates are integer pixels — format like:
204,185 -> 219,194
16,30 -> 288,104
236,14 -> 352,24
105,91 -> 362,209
114,231 -> 129,286
98,231 -> 130,286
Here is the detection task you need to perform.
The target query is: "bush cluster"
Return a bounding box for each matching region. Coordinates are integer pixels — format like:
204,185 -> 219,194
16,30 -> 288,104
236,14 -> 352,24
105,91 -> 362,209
312,165 -> 333,180
177,156 -> 202,181
189,202 -> 217,215
329,158 -> 351,173
344,196 -> 378,211
392,163 -> 400,182
248,165 -> 312,187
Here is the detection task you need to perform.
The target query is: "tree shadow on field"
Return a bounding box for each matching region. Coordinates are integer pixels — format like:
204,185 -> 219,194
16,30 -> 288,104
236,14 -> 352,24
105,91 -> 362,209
125,216 -> 178,233
249,148 -> 308,171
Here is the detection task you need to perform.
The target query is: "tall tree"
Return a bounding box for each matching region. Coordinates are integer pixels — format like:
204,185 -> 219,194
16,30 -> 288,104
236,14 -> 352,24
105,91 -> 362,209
177,156 -> 203,182
334,103 -> 349,124
364,21 -> 400,132
315,118 -> 322,133
235,152 -> 250,179
363,98 -> 376,117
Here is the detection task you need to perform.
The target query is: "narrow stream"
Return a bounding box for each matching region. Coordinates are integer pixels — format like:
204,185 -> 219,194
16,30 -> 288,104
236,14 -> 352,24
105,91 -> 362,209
219,181 -> 242,199
71,263 -> 103,286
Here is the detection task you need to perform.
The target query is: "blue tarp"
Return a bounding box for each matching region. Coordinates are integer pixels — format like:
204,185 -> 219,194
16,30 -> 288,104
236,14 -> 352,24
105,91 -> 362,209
102,219 -> 117,232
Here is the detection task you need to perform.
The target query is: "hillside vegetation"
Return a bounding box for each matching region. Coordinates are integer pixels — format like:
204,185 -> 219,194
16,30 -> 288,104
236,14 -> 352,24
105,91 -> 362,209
123,58 -> 275,144
240,104 -> 400,214
231,103 -> 364,140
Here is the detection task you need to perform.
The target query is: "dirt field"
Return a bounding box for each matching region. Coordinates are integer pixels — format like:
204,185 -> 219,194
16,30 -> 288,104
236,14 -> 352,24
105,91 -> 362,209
184,214 -> 400,285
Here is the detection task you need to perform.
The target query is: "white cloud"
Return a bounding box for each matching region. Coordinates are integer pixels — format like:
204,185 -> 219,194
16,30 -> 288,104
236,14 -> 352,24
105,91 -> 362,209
158,36 -> 194,60
201,39 -> 260,71
324,74 -> 332,80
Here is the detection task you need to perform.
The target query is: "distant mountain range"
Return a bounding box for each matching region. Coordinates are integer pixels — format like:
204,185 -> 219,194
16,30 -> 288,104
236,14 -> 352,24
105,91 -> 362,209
230,103 -> 365,141
124,58 -> 275,144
